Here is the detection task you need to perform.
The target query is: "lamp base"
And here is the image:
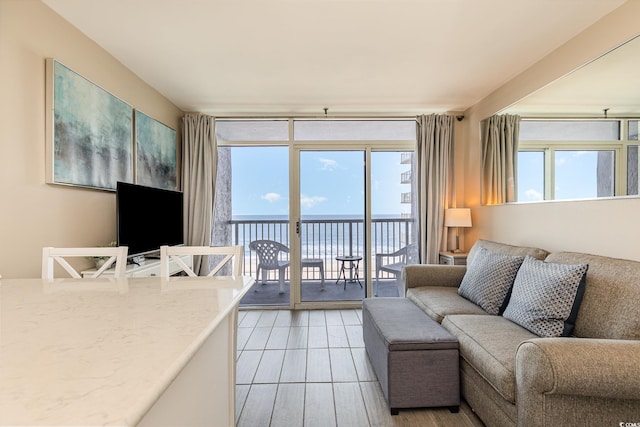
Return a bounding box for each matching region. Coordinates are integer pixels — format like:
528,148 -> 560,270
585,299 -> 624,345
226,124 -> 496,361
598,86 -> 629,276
450,232 -> 462,253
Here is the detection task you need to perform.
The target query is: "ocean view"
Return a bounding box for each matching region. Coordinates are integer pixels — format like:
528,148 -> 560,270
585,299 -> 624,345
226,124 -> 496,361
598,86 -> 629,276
229,214 -> 415,265
232,214 -> 409,220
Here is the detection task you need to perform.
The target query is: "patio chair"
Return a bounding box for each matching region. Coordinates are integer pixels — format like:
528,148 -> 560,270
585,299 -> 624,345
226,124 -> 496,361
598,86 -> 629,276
249,240 -> 290,294
374,244 -> 417,296
42,246 -> 128,280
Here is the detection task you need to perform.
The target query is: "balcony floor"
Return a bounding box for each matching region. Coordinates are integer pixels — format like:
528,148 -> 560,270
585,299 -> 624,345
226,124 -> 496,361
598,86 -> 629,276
240,278 -> 401,307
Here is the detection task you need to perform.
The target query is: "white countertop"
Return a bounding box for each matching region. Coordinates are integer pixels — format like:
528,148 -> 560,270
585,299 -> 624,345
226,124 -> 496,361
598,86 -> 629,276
0,276 -> 254,426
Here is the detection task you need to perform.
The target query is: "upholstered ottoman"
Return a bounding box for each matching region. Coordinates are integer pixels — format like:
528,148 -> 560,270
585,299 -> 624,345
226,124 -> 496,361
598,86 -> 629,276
362,297 -> 460,415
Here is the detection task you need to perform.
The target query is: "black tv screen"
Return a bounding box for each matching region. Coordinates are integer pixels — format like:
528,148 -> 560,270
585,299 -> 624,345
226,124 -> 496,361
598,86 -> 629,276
116,182 -> 184,257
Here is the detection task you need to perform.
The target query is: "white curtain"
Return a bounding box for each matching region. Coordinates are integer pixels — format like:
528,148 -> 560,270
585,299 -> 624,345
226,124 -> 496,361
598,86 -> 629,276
416,114 -> 453,264
481,114 -> 520,205
182,113 -> 217,275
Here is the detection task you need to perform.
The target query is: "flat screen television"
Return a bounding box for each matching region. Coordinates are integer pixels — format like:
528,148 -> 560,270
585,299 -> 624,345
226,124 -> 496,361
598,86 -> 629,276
116,182 -> 184,258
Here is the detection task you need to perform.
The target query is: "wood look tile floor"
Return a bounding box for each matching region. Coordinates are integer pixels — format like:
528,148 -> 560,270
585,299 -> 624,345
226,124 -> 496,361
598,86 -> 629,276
236,309 -> 484,427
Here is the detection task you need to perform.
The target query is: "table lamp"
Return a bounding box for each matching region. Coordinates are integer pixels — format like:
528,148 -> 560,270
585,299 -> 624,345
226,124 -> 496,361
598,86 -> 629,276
444,208 -> 472,252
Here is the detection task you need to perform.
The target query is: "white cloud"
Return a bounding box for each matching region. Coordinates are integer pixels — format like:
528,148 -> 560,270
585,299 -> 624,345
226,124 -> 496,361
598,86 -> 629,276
524,188 -> 543,201
319,158 -> 338,171
261,192 -> 281,202
301,195 -> 327,209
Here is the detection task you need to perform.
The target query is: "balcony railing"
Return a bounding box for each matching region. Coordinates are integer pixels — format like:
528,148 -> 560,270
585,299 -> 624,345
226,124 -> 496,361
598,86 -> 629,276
227,217 -> 415,281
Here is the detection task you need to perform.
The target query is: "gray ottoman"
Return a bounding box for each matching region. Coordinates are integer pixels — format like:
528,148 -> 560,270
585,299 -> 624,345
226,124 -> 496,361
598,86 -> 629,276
362,297 -> 460,415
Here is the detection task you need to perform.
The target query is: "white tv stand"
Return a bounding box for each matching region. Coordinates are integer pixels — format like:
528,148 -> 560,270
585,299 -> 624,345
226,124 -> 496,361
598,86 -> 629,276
81,255 -> 193,278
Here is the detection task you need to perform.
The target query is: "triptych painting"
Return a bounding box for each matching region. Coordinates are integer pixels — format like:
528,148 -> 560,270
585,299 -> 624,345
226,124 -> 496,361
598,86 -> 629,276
45,59 -> 177,191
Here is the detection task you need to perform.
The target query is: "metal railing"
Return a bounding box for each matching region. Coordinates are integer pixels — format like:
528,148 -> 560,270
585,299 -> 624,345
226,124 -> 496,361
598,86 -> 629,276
228,217 -> 415,281
401,152 -> 413,164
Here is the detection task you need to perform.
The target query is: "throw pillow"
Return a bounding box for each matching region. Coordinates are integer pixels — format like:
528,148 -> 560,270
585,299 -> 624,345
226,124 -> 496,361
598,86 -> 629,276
458,247 -> 525,315
502,256 -> 588,337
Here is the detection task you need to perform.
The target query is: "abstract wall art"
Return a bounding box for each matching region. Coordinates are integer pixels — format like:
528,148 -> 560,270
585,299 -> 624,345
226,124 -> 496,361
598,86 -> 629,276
135,110 -> 177,190
45,59 -> 133,191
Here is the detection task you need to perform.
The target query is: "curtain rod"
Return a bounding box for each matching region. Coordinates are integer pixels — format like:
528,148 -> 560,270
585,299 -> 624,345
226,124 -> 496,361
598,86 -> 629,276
188,112 -> 464,120
202,114 -> 417,120
520,115 -> 640,120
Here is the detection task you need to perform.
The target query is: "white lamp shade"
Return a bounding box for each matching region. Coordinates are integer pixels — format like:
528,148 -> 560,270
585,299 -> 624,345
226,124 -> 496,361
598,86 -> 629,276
444,208 -> 472,228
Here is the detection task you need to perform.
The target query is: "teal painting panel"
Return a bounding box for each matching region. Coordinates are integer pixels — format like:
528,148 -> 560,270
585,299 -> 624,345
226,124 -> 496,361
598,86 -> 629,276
135,110 -> 177,190
53,61 -> 133,190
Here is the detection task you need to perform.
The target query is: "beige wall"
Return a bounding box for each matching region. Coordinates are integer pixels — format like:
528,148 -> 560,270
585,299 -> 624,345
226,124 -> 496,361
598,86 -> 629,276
461,0 -> 640,261
0,0 -> 183,278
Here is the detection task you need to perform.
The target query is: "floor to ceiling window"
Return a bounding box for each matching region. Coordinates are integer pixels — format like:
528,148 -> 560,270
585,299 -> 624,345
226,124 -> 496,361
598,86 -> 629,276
213,118 -> 417,309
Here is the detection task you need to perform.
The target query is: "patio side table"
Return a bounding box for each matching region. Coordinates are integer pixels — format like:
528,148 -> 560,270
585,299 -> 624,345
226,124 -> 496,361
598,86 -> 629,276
301,258 -> 325,288
335,255 -> 363,290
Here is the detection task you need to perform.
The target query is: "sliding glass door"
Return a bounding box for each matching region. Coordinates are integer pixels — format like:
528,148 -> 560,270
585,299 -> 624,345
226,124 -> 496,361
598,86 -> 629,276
370,151 -> 417,298
298,150 -> 366,303
215,119 -> 416,309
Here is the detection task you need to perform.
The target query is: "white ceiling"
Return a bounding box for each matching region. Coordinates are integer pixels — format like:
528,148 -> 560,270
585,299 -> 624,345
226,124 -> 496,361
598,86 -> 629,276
43,0 -> 628,116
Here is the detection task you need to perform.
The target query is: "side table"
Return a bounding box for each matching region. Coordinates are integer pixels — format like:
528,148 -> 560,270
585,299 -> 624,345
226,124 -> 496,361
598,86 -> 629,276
439,251 -> 468,266
301,258 -> 325,288
335,255 -> 363,289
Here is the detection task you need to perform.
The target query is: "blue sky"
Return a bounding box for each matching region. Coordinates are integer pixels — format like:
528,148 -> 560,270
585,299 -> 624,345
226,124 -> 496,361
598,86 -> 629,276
554,151 -> 603,199
231,147 -> 411,217
231,146 -> 612,209
517,120 -> 622,201
518,150 -> 613,201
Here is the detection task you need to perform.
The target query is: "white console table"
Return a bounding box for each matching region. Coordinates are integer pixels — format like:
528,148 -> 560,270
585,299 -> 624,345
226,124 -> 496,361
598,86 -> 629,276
82,254 -> 193,278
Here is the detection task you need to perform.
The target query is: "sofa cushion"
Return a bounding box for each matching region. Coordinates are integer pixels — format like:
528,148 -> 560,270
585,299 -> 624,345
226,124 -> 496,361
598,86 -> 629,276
503,256 -> 588,337
467,239 -> 549,267
442,314 -> 537,403
545,252 -> 640,340
406,286 -> 488,323
458,247 -> 525,315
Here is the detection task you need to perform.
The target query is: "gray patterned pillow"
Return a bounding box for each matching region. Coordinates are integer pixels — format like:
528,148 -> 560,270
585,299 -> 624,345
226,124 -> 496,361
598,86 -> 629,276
458,247 -> 525,315
503,256 -> 588,337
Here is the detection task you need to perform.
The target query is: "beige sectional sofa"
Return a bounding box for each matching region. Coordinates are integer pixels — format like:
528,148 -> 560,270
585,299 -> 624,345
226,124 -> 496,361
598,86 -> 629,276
402,239 -> 640,427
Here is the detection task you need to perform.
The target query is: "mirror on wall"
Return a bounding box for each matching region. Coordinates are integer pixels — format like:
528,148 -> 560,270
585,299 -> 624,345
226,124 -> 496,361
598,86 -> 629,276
486,34 -> 640,204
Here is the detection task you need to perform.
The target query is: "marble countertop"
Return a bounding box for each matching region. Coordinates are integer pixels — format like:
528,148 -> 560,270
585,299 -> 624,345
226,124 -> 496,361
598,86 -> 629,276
0,276 -> 253,426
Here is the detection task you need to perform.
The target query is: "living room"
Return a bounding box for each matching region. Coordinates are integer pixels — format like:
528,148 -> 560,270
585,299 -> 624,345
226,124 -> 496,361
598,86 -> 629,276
1,1 -> 639,426
2,1 -> 639,280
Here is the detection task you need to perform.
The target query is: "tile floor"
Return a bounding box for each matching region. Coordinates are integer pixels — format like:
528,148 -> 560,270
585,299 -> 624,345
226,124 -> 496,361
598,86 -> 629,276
235,309 -> 484,427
